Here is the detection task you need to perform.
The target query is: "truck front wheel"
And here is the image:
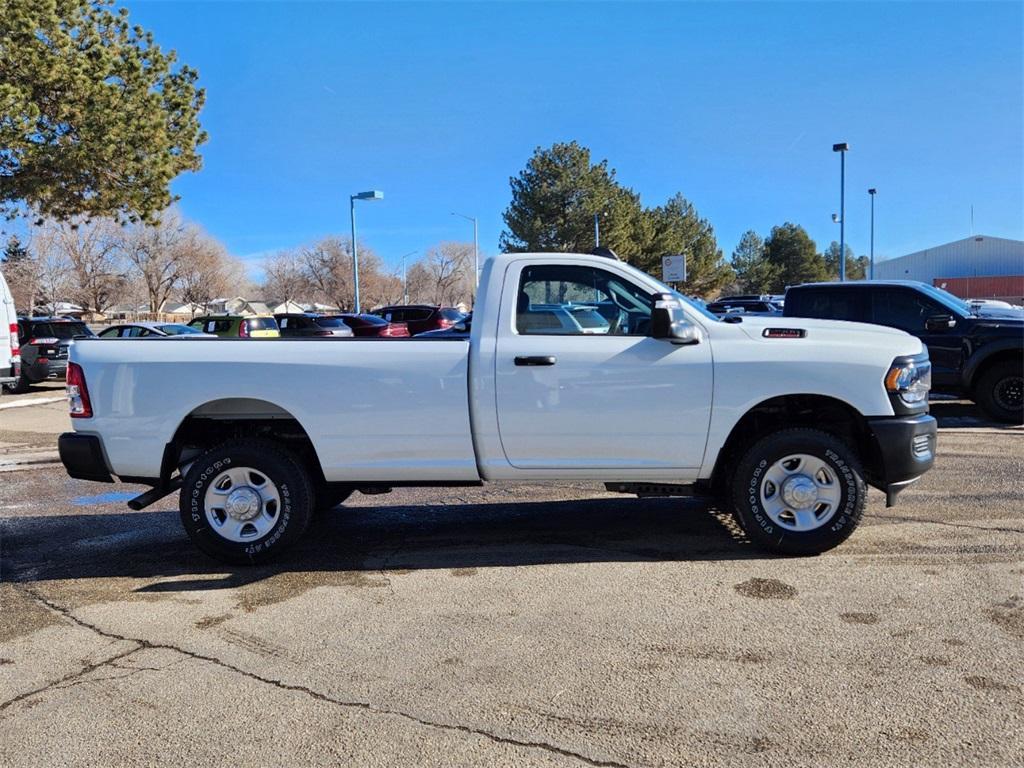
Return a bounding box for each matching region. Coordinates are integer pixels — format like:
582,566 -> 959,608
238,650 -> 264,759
731,429 -> 866,555
975,360 -> 1024,424
179,438 -> 314,565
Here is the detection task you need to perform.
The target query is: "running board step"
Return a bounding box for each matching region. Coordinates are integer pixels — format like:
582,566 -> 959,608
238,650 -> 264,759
605,482 -> 694,498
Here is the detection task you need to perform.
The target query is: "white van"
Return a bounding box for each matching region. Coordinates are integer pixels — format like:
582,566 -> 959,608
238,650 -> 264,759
0,268 -> 20,392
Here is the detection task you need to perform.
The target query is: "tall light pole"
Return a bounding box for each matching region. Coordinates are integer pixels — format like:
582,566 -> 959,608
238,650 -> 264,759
594,213 -> 601,247
350,190 -> 383,313
400,250 -> 415,304
868,188 -> 877,280
832,143 -> 849,281
451,212 -> 479,288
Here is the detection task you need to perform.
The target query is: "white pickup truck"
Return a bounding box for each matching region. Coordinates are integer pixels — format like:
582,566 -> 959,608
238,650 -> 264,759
59,251 -> 937,564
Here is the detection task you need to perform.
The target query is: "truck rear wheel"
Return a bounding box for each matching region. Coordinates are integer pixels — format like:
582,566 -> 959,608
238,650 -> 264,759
975,360 -> 1024,424
731,428 -> 866,555
179,438 -> 314,565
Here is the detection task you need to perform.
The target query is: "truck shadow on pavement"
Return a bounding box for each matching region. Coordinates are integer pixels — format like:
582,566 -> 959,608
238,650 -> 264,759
2,496 -> 759,591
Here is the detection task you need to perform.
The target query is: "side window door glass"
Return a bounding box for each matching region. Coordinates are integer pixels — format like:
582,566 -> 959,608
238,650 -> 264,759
516,265 -> 652,336
872,289 -> 941,333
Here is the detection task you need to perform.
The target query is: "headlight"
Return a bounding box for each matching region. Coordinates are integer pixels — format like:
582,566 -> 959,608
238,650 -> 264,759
885,359 -> 932,405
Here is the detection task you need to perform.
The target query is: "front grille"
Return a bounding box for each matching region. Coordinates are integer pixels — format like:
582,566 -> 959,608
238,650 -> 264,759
912,434 -> 932,458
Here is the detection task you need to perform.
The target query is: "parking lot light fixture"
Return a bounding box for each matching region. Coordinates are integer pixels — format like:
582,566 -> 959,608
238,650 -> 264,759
832,143 -> 849,281
451,212 -> 479,290
350,190 -> 384,313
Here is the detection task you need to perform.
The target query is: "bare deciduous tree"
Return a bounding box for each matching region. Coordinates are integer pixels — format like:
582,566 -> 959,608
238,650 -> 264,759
407,242 -> 475,307
120,210 -> 191,313
178,230 -> 245,316
262,250 -> 311,304
38,218 -> 125,315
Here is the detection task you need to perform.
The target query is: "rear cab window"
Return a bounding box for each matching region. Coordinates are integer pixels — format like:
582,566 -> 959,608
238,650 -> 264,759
785,288 -> 868,323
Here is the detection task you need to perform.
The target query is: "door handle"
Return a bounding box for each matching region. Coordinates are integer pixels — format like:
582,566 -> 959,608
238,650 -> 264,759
514,355 -> 557,366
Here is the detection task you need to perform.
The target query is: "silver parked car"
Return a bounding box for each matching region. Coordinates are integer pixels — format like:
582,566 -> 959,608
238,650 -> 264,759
97,322 -> 217,338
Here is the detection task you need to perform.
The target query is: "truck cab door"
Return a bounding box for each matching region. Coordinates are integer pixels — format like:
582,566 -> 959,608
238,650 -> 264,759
494,262 -> 713,471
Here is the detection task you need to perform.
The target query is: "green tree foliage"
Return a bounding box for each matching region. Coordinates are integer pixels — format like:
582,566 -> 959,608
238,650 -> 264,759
501,142 -> 733,297
730,229 -> 778,293
499,141 -> 646,261
640,193 -> 733,296
762,223 -> 829,292
0,0 -> 206,222
2,234 -> 29,265
823,241 -> 869,281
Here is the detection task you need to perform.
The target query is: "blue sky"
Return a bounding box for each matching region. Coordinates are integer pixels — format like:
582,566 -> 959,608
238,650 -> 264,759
124,1 -> 1022,276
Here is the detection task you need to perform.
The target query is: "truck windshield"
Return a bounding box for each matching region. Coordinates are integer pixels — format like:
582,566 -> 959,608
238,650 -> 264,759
644,277 -> 720,322
919,283 -> 971,316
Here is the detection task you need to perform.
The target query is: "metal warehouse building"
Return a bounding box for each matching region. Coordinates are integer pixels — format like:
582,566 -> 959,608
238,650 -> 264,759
873,235 -> 1024,302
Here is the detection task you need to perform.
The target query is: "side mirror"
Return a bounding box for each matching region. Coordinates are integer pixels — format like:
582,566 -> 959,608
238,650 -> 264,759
651,294 -> 702,345
925,313 -> 956,332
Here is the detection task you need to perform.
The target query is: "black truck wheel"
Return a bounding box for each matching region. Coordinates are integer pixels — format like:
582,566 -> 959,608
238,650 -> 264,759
179,438 -> 314,565
975,360 -> 1024,424
731,428 -> 866,555
2,373 -> 31,394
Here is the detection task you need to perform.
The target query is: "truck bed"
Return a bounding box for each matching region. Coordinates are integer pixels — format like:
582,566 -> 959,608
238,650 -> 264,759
70,338 -> 479,482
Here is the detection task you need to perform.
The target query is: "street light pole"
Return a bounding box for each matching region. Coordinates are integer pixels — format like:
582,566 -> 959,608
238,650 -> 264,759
349,190 -> 383,313
833,142 -> 849,281
400,250 -> 415,304
594,213 -> 600,247
451,212 -> 479,288
868,188 -> 877,280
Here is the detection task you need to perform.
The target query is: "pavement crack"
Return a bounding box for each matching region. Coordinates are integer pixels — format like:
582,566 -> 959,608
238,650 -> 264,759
865,513 -> 1024,536
13,585 -> 632,768
0,645 -> 141,714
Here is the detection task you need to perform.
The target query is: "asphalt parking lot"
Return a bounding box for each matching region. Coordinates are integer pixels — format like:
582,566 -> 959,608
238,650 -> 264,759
1,388 -> 1022,767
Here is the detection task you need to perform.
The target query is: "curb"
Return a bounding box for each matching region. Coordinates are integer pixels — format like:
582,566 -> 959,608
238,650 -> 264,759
0,452 -> 60,471
0,396 -> 66,411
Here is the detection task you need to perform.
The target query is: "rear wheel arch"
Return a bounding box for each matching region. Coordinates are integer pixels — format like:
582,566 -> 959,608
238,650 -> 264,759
167,398 -> 327,489
710,394 -> 878,496
967,348 -> 1023,391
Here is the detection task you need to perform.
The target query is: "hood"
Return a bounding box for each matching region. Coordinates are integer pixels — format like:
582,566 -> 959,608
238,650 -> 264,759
973,306 -> 1024,321
731,315 -> 924,355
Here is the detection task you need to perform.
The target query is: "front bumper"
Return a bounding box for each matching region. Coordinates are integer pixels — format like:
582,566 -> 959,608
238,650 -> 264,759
867,414 -> 937,506
58,433 -> 114,483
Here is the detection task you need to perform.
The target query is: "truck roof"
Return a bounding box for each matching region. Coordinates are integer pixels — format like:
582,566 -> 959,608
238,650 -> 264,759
787,279 -> 931,290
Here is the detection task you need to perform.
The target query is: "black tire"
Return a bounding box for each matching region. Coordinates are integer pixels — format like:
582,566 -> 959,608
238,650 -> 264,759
179,438 -> 314,565
731,428 -> 866,556
975,360 -> 1024,424
315,484 -> 354,512
3,374 -> 31,394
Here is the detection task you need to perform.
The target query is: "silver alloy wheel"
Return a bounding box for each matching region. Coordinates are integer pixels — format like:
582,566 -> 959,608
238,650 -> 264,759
759,453 -> 842,532
203,466 -> 282,543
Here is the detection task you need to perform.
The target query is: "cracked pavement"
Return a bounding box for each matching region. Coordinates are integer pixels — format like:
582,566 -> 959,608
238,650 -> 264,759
1,402 -> 1022,767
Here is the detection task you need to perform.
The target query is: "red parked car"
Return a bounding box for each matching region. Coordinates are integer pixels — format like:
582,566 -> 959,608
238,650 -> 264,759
336,314 -> 409,337
371,305 -> 465,336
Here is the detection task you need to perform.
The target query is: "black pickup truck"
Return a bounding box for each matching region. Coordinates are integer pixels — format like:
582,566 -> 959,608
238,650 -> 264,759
784,280 -> 1023,423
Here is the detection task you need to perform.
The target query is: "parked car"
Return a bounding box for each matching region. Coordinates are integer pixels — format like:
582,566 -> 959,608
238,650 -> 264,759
372,305 -> 464,335
335,314 -> 409,337
0,270 -> 19,393
187,315 -> 280,338
60,251 -> 936,565
418,313 -> 472,338
784,280 -> 1023,423
4,317 -> 95,393
98,322 -> 216,338
274,313 -> 354,338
